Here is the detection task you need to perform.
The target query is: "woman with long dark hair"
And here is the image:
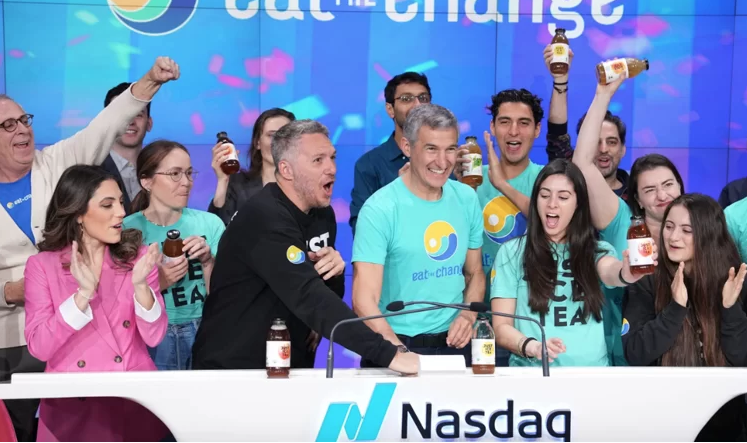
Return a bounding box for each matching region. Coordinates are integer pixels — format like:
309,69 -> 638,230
208,108 -> 295,224
23,165 -> 168,441
124,140 -> 225,371
490,159 -> 653,366
624,193 -> 747,440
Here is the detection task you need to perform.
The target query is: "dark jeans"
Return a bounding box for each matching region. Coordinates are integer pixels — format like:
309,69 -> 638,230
0,345 -> 46,442
360,331 -> 474,368
148,319 -> 201,371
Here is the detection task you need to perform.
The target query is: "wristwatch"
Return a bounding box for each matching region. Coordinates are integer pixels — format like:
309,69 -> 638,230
397,345 -> 409,353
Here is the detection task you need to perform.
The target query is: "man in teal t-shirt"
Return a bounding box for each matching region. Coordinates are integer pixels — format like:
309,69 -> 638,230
491,237 -> 616,367
725,197 -> 747,262
352,104 -> 485,365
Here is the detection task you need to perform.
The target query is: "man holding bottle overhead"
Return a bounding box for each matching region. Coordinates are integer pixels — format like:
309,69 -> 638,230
191,119 -> 419,375
351,104 -> 485,366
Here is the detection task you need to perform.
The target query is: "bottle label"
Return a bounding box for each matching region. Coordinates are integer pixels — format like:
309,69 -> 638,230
551,43 -> 569,64
161,254 -> 183,264
463,153 -> 483,177
266,340 -> 291,368
222,142 -> 239,161
602,59 -> 629,83
627,238 -> 655,266
471,338 -> 495,365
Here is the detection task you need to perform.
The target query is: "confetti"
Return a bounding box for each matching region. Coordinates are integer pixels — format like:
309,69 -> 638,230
75,10 -> 99,25
208,55 -> 224,74
373,63 -> 392,81
659,84 -> 681,97
109,43 -> 141,69
342,114 -> 364,130
283,96 -> 329,120
404,60 -> 438,73
68,35 -> 90,47
190,113 -> 205,135
331,198 -> 350,222
239,105 -> 260,128
8,50 -> 24,59
217,74 -> 253,89
331,125 -> 344,144
678,111 -> 699,123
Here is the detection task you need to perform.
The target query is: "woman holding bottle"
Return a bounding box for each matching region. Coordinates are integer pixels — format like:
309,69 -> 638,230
208,108 -> 295,225
490,159 -> 654,367
124,140 -> 226,370
623,193 -> 747,440
24,165 -> 168,441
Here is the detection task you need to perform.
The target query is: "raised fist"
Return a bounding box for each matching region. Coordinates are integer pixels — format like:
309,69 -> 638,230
147,56 -> 180,84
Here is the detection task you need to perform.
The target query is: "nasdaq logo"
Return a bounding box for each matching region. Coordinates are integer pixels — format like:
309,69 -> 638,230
316,383 -> 396,442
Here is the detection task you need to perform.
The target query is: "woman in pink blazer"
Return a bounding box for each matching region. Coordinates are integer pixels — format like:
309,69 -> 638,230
23,165 -> 169,442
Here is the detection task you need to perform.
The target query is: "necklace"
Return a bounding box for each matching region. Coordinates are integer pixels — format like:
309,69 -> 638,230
142,211 -> 176,227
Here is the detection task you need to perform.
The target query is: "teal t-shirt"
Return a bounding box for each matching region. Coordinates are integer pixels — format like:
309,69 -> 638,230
352,177 -> 483,337
123,208 -> 226,324
725,198 -> 747,262
490,237 -> 616,367
598,197 -> 634,366
476,162 -> 544,296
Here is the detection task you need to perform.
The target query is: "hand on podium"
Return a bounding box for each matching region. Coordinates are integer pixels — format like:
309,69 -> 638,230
389,351 -> 420,376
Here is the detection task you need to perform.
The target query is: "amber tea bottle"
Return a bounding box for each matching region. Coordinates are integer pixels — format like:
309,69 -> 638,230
217,131 -> 240,175
162,229 -> 183,264
550,28 -> 570,75
266,318 -> 291,378
627,215 -> 655,275
460,136 -> 483,190
596,57 -> 649,85
471,318 -> 495,375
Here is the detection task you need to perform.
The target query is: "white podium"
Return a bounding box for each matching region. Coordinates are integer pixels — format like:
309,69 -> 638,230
1,366 -> 745,441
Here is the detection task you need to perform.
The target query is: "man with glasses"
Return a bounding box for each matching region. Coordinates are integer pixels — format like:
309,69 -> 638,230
349,72 -> 432,235
0,56 -> 179,442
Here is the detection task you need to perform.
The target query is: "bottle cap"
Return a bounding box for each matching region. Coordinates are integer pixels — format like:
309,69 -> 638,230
465,135 -> 477,142
166,229 -> 181,240
217,131 -> 228,140
643,59 -> 649,70
556,28 -> 566,33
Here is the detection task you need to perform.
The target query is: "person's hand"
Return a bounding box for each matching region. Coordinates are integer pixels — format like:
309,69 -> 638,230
3,278 -> 24,305
484,131 -> 507,190
452,146 -> 472,180
525,338 -> 565,363
388,351 -> 420,376
671,261 -> 688,307
308,247 -> 345,280
543,44 -> 574,79
146,56 -> 180,84
159,255 -> 189,288
723,263 -> 747,309
211,142 -> 238,182
132,243 -> 159,287
446,312 -> 475,348
596,60 -> 627,98
620,244 -> 658,284
183,235 -> 212,264
398,162 -> 410,176
70,240 -> 99,298
306,330 -> 322,352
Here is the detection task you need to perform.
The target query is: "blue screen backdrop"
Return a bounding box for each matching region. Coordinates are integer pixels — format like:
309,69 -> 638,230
2,0 -> 745,368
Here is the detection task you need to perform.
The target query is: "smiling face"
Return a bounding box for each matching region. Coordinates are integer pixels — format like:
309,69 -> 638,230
594,121 -> 625,179
77,179 -> 127,245
536,174 -> 578,242
489,102 -> 541,166
116,108 -> 152,149
0,98 -> 35,179
140,148 -> 194,210
401,125 -> 458,193
662,204 -> 693,265
635,166 -> 682,222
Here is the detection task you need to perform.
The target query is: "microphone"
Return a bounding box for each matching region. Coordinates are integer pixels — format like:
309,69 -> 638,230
397,300 -> 550,377
326,302 -> 484,378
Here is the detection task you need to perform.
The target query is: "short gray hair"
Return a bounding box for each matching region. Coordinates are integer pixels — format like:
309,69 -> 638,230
403,103 -> 459,146
271,119 -> 330,166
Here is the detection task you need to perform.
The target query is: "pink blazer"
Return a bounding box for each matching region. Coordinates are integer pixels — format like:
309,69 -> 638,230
24,245 -> 169,442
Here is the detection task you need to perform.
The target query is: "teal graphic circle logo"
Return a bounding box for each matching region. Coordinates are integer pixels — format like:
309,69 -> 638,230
109,0 -> 199,36
423,221 -> 458,262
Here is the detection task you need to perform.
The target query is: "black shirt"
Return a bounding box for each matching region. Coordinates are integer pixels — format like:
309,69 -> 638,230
206,172 -> 264,226
192,183 -> 398,370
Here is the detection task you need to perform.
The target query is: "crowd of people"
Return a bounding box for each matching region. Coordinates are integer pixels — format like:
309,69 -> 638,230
1,45 -> 747,442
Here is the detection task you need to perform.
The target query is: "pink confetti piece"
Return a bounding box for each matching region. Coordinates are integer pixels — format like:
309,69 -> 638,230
259,83 -> 270,94
678,111 -> 699,123
659,84 -> 680,98
68,35 -> 90,47
461,16 -> 472,27
633,128 -> 659,148
239,108 -> 260,128
373,63 -> 392,81
190,113 -> 204,135
584,29 -> 612,56
244,58 -> 261,77
628,16 -> 669,37
376,91 -> 385,102
459,121 -> 471,133
8,49 -> 24,59
728,139 -> 746,150
217,74 -> 253,89
208,55 -> 224,75
56,110 -> 90,128
331,198 -> 350,222
730,122 -> 742,130
676,55 -> 709,75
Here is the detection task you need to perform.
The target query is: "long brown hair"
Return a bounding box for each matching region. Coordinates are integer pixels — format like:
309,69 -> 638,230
37,165 -> 142,269
130,140 -> 190,213
244,108 -> 295,180
523,159 -> 605,322
654,194 -> 740,367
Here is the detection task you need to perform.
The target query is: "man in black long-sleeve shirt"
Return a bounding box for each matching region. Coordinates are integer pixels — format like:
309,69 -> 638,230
192,119 -> 419,373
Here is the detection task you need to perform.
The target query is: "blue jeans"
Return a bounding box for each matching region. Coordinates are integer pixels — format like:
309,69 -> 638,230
148,319 -> 201,371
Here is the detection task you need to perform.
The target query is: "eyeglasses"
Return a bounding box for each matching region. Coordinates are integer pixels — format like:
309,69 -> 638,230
154,169 -> 198,182
394,94 -> 431,104
1,114 -> 33,132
